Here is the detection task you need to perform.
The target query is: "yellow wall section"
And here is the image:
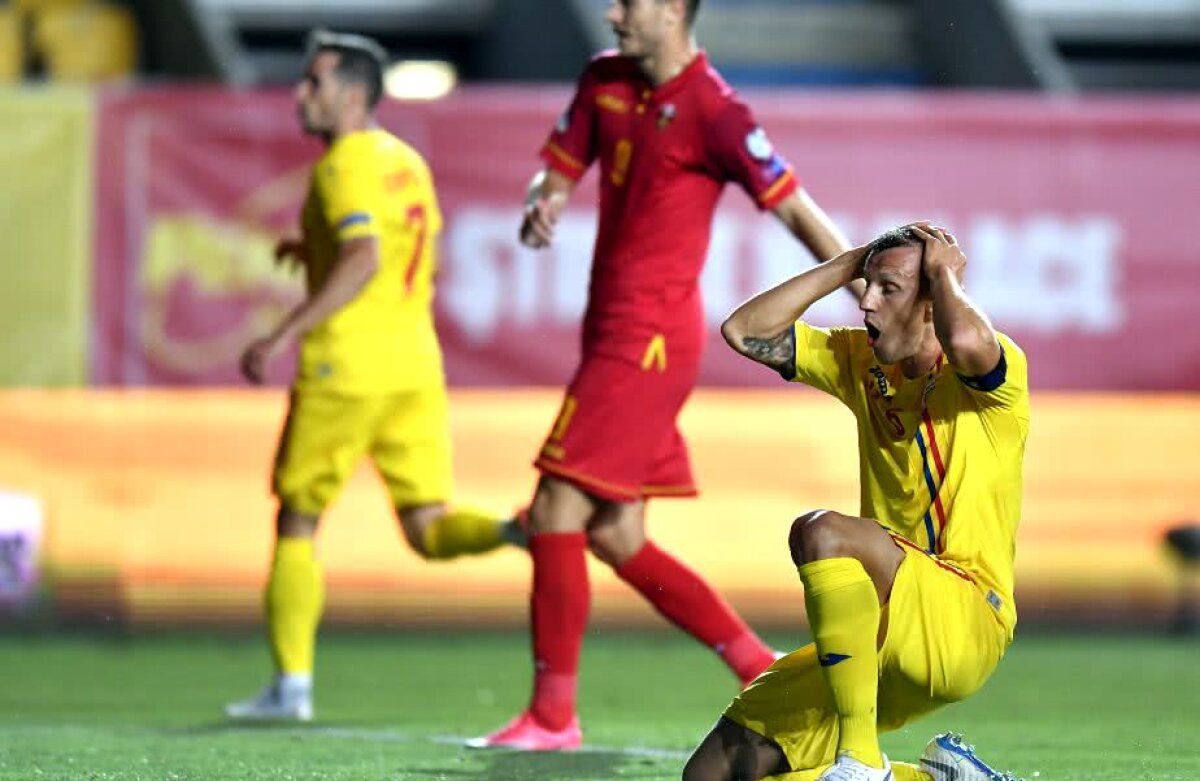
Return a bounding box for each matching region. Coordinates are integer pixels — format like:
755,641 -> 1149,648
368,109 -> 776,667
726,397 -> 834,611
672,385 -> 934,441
0,89 -> 93,386
1,389 -> 1194,627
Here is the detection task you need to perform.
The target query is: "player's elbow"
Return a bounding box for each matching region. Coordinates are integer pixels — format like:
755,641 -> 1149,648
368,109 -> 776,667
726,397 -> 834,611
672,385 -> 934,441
720,314 -> 746,354
944,333 -> 999,377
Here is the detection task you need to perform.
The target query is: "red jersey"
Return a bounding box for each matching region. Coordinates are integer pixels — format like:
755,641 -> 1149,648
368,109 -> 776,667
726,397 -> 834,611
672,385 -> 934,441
541,51 -> 799,359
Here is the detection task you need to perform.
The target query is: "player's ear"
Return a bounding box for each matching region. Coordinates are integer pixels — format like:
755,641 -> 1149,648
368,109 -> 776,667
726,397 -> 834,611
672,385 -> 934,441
348,80 -> 370,111
332,72 -> 363,111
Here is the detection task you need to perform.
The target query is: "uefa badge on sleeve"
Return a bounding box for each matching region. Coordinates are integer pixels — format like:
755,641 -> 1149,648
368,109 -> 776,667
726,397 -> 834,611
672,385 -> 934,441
745,127 -> 775,161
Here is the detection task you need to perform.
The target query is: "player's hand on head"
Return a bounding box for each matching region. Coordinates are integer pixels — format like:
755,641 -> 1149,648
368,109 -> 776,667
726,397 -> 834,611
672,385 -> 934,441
829,241 -> 873,280
911,223 -> 966,283
836,242 -> 872,265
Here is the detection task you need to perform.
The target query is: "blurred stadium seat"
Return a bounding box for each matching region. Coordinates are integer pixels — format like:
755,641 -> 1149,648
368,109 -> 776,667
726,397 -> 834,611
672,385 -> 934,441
916,0 -> 1200,90
188,0 -> 494,85
33,2 -> 137,81
1013,0 -> 1200,89
683,0 -> 922,86
570,0 -> 924,87
0,6 -> 24,81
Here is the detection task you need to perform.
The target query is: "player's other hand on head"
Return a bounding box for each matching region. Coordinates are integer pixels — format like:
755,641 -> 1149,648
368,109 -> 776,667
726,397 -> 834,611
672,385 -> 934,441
274,236 -> 308,271
240,336 -> 284,385
911,223 -> 966,283
832,242 -> 871,268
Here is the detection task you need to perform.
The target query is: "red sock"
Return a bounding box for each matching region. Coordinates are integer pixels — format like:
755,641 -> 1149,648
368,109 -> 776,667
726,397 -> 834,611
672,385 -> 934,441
529,532 -> 589,729
616,541 -> 774,684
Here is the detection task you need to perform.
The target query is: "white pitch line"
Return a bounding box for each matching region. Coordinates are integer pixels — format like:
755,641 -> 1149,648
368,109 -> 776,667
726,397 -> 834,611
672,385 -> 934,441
1,723 -> 690,761
428,733 -> 689,760
303,727 -> 689,760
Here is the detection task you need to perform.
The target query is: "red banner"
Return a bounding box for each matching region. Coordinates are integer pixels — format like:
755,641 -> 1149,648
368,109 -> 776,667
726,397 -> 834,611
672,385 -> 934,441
94,88 -> 1200,389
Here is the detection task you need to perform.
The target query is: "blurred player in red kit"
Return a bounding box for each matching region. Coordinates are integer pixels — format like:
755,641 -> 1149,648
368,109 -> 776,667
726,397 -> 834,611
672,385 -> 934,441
470,0 -> 858,751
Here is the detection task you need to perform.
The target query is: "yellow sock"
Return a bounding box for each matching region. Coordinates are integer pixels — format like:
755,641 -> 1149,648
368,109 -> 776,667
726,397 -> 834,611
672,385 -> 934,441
891,761 -> 933,781
799,557 -> 883,768
422,507 -> 505,559
266,537 -> 324,675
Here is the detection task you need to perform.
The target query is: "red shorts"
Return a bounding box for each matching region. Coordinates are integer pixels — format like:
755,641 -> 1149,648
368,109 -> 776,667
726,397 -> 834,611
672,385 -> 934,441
534,342 -> 701,503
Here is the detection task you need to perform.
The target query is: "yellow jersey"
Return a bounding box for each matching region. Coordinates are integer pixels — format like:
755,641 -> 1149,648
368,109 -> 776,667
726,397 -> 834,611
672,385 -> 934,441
790,323 -> 1029,635
297,128 -> 444,395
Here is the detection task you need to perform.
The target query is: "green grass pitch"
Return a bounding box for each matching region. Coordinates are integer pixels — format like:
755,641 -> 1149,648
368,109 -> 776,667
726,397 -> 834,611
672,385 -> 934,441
0,631 -> 1195,780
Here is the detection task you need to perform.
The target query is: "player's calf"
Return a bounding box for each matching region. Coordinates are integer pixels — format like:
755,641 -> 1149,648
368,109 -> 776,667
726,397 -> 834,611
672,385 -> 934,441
402,505 -> 520,559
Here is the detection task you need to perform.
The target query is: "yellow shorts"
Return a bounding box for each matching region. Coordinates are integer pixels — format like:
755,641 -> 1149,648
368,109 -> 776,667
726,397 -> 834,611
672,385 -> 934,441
724,542 -> 1009,780
272,386 -> 452,516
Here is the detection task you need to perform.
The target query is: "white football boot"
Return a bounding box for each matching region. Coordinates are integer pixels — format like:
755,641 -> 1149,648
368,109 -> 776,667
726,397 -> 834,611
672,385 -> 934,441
817,753 -> 894,781
920,733 -> 1024,781
225,675 -> 313,722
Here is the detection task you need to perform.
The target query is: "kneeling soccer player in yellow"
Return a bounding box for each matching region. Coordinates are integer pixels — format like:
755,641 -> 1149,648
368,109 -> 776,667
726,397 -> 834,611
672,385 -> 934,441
226,30 -> 522,722
683,225 -> 1028,781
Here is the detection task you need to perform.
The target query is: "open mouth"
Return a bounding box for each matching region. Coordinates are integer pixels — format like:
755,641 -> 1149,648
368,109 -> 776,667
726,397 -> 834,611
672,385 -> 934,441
865,322 -> 881,345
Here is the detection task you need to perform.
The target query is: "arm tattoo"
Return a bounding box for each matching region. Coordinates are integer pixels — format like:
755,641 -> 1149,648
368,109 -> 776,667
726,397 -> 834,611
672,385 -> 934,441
741,329 -> 797,380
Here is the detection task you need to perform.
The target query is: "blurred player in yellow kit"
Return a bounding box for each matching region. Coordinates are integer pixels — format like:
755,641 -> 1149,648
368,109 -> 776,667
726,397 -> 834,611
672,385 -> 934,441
225,29 -> 522,721
684,225 -> 1028,781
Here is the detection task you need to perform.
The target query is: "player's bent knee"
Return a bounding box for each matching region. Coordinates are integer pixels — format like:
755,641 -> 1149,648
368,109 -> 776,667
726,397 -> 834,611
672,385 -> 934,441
586,527 -> 641,567
586,531 -> 617,566
788,509 -> 827,565
790,509 -> 856,565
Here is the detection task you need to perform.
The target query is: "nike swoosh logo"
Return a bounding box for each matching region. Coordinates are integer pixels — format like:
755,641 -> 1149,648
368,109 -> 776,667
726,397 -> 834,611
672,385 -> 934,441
921,758 -> 959,780
817,653 -> 851,667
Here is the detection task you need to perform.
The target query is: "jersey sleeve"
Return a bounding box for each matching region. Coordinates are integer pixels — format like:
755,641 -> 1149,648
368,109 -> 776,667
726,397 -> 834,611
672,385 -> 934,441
789,322 -> 858,405
539,62 -> 599,181
707,98 -> 798,211
314,145 -> 385,243
956,333 -> 1029,411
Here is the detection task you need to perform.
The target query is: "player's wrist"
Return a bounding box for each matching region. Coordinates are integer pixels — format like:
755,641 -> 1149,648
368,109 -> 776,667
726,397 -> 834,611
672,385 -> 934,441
832,251 -> 862,281
524,170 -> 547,213
925,263 -> 956,288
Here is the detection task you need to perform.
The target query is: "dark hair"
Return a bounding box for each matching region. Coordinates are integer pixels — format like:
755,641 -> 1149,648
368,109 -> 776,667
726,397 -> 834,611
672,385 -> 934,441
306,29 -> 388,110
862,226 -> 923,268
684,0 -> 702,25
